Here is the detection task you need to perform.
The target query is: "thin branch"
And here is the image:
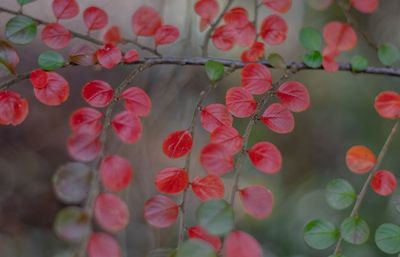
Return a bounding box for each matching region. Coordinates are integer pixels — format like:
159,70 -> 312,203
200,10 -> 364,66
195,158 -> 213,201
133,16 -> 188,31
178,85 -> 212,247
0,6 -> 161,56
3,56 -> 400,92
79,63 -> 151,257
333,120 -> 400,255
177,67 -> 237,247
201,0 -> 234,57
229,71 -> 292,207
336,0 -> 378,51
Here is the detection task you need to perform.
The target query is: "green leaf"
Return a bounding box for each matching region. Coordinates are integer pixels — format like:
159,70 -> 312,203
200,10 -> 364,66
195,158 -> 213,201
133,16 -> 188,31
53,207 -> 90,243
325,179 -> 356,210
205,60 -> 224,82
340,216 -> 370,245
16,0 -> 36,5
299,27 -> 322,51
393,195 -> 400,213
303,219 -> 339,250
378,43 -> 399,66
375,223 -> 400,254
304,51 -> 322,68
38,51 -> 65,71
6,15 -> 37,45
268,53 -> 286,69
351,55 -> 368,72
176,240 -> 216,257
197,199 -> 234,236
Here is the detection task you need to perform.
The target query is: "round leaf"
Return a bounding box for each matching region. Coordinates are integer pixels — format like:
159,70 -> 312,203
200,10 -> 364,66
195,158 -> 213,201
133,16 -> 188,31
6,15 -> 37,45
378,43 -> 399,66
375,223 -> 400,254
351,55 -> 368,72
340,216 -> 370,245
53,207 -> 90,242
304,51 -> 322,68
325,179 -> 356,210
299,27 -> 322,51
304,219 -> 338,250
205,60 -> 224,82
197,199 -> 234,236
38,51 -> 65,71
53,162 -> 92,203
267,53 -> 286,70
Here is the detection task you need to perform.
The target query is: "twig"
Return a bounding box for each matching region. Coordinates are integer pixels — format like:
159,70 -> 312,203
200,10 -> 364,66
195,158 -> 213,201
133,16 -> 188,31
336,0 -> 378,51
333,120 -> 400,255
3,57 -> 400,92
177,67 -> 237,247
78,63 -> 152,257
0,6 -> 161,56
201,0 -> 234,57
229,71 -> 292,207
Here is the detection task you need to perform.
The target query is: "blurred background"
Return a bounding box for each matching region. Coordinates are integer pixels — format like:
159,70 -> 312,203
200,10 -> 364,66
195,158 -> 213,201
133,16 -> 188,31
0,0 -> 399,256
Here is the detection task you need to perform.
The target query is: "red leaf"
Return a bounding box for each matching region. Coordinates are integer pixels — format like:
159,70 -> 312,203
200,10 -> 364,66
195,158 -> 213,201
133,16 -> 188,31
261,103 -> 294,134
155,167 -> 189,194
94,193 -> 129,233
322,46 -> 340,72
241,42 -> 265,62
41,23 -> 71,50
155,25 -> 180,45
120,87 -> 151,117
323,22 -> 357,52
131,6 -> 162,37
195,0 -> 219,32
67,132 -> 101,162
191,174 -> 225,201
351,0 -> 378,13
144,195 -> 179,228
83,6 -> 108,31
241,63 -> 272,95
29,69 -> 48,89
248,142 -> 282,174
70,107 -> 103,135
52,0 -> 79,20
82,80 -> 114,108
162,130 -> 193,158
224,7 -> 249,29
200,143 -> 234,176
260,15 -> 288,45
374,91 -> 400,119
346,145 -> 376,174
263,0 -> 292,13
100,155 -> 133,192
211,25 -> 237,51
111,111 -> 143,144
0,90 -> 29,126
200,103 -> 233,133
123,49 -> 140,64
226,87 -> 257,118
0,40 -> 20,75
104,26 -> 122,45
239,185 -> 274,219
224,231 -> 262,257
33,71 -> 69,106
371,170 -> 397,196
69,44 -> 97,66
188,225 -> 222,251
210,126 -> 243,155
87,233 -> 121,257
96,44 -> 122,69
236,22 -> 256,48
276,81 -> 310,112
